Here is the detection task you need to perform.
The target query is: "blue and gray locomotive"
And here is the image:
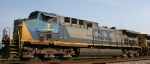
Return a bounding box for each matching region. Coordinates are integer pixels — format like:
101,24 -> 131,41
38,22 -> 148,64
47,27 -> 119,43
1,11 -> 150,59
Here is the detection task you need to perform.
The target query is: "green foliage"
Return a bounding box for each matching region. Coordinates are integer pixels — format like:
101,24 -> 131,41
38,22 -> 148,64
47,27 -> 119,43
145,62 -> 150,64
7,56 -> 16,60
3,56 -> 16,63
0,53 -> 3,59
30,56 -> 40,60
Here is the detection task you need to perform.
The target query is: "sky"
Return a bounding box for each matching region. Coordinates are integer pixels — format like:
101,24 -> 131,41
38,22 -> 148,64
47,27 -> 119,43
0,0 -> 150,40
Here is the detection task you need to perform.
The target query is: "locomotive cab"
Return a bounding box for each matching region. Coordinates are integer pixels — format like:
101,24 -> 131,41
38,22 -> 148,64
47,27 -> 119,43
14,11 -> 59,45
12,11 -> 61,59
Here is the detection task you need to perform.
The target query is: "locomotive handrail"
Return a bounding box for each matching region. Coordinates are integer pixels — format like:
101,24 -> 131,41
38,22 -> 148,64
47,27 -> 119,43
2,27 -> 10,45
0,43 -> 3,47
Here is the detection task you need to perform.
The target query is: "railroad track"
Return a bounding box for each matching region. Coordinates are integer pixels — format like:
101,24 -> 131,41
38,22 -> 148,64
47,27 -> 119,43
0,57 -> 113,63
1,56 -> 150,64
66,56 -> 150,64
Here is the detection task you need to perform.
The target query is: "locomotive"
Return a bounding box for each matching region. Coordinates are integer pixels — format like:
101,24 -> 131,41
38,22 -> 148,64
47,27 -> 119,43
1,11 -> 150,59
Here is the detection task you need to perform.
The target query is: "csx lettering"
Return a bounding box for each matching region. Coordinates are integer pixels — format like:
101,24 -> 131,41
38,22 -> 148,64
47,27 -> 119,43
100,29 -> 112,41
92,29 -> 112,41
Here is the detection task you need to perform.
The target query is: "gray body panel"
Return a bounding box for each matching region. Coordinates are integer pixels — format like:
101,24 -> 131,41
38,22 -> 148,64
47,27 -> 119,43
55,15 -> 140,47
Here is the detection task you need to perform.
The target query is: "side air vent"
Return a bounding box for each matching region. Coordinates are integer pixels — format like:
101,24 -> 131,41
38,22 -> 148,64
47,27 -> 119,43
47,34 -> 51,39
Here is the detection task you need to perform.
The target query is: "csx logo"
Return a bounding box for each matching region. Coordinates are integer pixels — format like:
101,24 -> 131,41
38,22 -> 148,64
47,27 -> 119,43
100,29 -> 112,41
93,29 -> 112,41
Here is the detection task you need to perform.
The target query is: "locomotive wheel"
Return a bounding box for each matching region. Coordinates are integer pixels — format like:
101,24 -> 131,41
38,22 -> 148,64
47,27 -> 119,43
120,54 -> 128,58
128,53 -> 134,58
73,48 -> 80,57
134,52 -> 140,57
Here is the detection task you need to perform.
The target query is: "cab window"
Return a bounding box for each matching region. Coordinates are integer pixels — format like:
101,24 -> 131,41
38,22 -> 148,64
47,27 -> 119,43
39,13 -> 57,23
28,11 -> 39,19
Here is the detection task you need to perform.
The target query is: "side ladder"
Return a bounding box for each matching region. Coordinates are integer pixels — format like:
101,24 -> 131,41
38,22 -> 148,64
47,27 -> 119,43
10,39 -> 19,58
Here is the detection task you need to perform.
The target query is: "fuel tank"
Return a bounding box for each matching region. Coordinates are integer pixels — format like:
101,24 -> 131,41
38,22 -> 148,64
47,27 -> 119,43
79,48 -> 122,56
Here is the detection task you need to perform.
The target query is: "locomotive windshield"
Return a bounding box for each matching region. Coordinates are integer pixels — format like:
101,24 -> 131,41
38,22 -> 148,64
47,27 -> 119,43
39,13 -> 57,23
28,11 -> 39,19
28,11 -> 57,23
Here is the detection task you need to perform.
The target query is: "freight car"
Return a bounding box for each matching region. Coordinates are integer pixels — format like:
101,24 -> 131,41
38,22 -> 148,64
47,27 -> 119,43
1,11 -> 150,59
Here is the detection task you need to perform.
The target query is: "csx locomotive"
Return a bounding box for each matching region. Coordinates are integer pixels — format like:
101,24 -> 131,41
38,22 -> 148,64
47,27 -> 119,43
1,11 -> 150,59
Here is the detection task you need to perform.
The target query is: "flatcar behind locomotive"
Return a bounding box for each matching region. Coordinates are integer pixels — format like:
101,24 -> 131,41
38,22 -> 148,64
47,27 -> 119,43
1,11 -> 150,59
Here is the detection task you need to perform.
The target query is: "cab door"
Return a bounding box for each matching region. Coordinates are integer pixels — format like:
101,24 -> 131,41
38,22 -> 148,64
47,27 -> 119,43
39,33 -> 44,42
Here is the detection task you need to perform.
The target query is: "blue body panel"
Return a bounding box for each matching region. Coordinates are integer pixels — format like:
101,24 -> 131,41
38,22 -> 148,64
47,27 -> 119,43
24,19 -> 59,40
